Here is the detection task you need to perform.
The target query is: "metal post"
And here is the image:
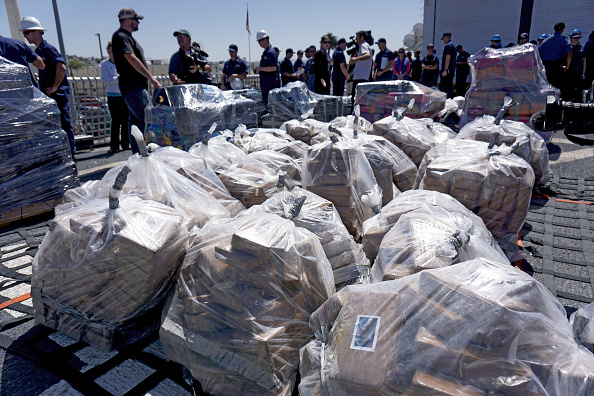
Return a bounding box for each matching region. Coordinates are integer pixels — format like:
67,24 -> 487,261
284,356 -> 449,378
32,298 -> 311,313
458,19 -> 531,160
95,33 -> 103,59
51,0 -> 68,71
5,0 -> 23,40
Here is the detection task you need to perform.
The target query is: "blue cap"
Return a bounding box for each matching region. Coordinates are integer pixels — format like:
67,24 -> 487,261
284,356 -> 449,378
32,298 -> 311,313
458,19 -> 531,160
491,34 -> 501,41
337,38 -> 346,45
570,29 -> 582,38
539,33 -> 550,40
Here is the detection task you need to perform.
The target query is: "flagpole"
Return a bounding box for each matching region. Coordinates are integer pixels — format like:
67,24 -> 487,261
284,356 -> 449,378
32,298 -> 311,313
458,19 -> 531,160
247,2 -> 252,75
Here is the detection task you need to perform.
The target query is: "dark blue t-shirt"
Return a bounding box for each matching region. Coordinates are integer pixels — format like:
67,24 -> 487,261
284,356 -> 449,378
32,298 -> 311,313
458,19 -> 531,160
0,35 -> 38,86
259,45 -> 278,87
539,32 -> 571,61
332,47 -> 346,80
442,41 -> 456,73
222,57 -> 248,89
35,40 -> 69,93
374,48 -> 395,81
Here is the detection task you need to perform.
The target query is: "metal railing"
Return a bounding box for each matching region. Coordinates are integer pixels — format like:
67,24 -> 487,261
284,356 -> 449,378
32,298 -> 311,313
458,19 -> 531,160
67,75 -> 260,143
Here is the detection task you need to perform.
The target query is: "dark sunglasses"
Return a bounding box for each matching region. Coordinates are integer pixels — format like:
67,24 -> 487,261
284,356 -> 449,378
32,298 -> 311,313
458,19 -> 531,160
322,41 -> 330,44
23,31 -> 34,36
398,51 -> 405,53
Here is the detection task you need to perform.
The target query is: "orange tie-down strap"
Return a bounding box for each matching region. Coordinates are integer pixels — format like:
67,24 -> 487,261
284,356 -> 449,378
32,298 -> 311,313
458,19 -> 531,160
532,193 -> 593,205
0,293 -> 31,310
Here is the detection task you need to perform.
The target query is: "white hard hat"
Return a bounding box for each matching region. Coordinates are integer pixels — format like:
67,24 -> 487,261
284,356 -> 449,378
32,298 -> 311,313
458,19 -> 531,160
256,30 -> 269,41
20,16 -> 46,31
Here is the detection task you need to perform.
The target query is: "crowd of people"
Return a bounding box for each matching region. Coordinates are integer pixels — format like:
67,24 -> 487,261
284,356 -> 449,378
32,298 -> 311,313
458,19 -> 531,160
1,7 -> 592,157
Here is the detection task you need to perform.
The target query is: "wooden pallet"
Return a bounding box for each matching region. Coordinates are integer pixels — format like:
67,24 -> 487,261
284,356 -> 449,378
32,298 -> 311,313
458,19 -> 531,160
0,198 -> 60,229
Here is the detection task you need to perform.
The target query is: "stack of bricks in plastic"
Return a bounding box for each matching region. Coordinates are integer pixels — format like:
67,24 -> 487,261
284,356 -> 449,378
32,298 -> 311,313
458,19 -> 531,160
355,80 -> 446,124
463,44 -> 558,125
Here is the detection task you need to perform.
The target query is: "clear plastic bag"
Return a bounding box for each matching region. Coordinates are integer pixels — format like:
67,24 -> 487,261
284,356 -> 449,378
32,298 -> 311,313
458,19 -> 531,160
160,213 -> 335,395
355,80 -> 447,123
189,135 -> 279,208
0,57 -> 79,219
462,44 -> 558,135
302,135 -> 383,238
248,150 -> 302,187
419,118 -> 457,144
145,84 -> 258,150
571,302 -> 594,353
244,187 -> 370,288
33,173 -> 189,351
416,139 -> 535,260
232,126 -> 294,154
300,258 -> 594,396
362,189 -> 505,263
457,114 -> 552,185
281,118 -> 327,145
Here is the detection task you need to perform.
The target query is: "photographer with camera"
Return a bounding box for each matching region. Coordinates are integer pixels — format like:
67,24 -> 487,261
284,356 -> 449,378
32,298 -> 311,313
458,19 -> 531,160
169,29 -> 213,85
349,30 -> 373,105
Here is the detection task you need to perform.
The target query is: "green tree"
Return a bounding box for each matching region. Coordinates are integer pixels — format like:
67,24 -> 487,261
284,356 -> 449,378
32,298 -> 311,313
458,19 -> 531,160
325,32 -> 338,50
67,57 -> 87,76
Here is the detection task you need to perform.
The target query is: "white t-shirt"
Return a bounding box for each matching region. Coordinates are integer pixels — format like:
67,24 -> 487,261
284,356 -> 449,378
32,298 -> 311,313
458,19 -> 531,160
353,42 -> 372,81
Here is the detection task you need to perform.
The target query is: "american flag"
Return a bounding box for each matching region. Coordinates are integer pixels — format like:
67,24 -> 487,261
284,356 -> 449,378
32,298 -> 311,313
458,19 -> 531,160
246,6 -> 251,35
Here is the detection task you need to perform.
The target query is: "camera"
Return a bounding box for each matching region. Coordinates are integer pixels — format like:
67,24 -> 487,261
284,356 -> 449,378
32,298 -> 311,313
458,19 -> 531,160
346,30 -> 374,56
181,42 -> 212,84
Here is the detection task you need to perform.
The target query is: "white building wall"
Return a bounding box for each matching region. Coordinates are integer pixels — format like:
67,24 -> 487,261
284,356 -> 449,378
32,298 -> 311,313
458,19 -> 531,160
529,1 -> 594,41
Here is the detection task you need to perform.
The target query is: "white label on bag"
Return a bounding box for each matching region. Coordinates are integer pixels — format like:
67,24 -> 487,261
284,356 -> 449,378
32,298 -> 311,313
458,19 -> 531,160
350,315 -> 381,352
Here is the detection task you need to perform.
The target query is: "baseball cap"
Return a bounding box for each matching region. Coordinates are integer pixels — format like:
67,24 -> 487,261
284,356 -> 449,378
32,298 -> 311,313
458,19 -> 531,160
118,8 -> 143,20
491,34 -> 501,41
286,48 -> 293,53
441,31 -> 452,39
456,44 -> 463,50
376,38 -> 386,44
570,29 -> 582,38
539,33 -> 550,40
297,50 -> 303,55
427,43 -> 434,48
337,38 -> 346,45
173,29 -> 191,37
520,33 -> 529,39
228,44 -> 238,52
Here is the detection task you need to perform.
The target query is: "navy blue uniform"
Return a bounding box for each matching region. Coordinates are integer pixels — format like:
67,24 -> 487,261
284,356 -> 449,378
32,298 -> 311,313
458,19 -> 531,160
374,48 -> 395,81
455,50 -> 471,96
440,41 -> 456,98
259,45 -> 279,105
332,47 -> 347,96
566,43 -> 585,101
222,57 -> 248,90
0,35 -> 39,86
305,57 -> 315,91
421,54 -> 439,87
35,40 -> 75,155
280,57 -> 297,86
539,32 -> 571,90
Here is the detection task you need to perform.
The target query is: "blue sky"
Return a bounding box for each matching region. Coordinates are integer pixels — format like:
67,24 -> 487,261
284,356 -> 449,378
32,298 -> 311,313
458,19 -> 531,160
2,0 -> 423,62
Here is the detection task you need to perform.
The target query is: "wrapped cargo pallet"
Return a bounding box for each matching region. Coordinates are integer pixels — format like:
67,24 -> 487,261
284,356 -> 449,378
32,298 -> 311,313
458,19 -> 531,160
362,190 -> 504,263
371,205 -> 509,282
0,57 -> 79,225
571,302 -> 594,353
32,167 -> 189,351
355,80 -> 446,124
145,84 -> 258,150
245,187 -> 370,288
302,134 -> 383,238
462,43 -> 558,140
189,134 -> 278,208
457,113 -> 552,185
160,213 -> 335,396
416,138 -> 535,260
300,258 -> 594,396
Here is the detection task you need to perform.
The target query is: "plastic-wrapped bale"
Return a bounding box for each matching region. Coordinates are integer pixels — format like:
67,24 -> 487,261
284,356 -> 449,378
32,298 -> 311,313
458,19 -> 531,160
232,126 -> 309,163
146,145 -> 245,216
246,187 -> 370,288
457,114 -> 552,185
32,170 -> 189,351
355,80 -> 447,123
189,135 -> 278,208
370,205 -> 509,282
248,150 -> 302,187
357,134 -> 417,193
419,118 -> 457,144
462,43 -> 558,139
416,139 -> 535,260
299,258 -> 594,396
160,213 -> 335,396
370,114 -> 437,166
363,189 -> 505,263
0,57 -> 79,224
329,114 -> 373,134
281,118 -> 326,145
571,302 -> 594,353
145,84 -> 258,150
302,135 -> 383,238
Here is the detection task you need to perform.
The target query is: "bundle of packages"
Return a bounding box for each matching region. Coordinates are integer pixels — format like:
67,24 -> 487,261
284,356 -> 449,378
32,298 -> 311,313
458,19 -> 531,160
189,134 -> 278,207
370,205 -> 509,282
0,57 -> 79,224
231,126 -> 309,162
263,82 -> 348,127
420,118 -> 457,144
457,114 -> 552,185
571,302 -> 594,353
362,190 -> 504,262
370,113 -> 438,166
437,96 -> 466,132
33,168 -> 189,350
146,145 -> 246,216
355,80 -> 446,123
248,150 -> 302,187
233,88 -> 267,117
246,187 -> 370,288
357,134 -> 417,193
462,43 -> 558,138
329,114 -> 373,134
302,135 -> 383,238
300,258 -> 594,395
416,139 -> 535,259
160,213 -> 335,395
280,118 -> 325,145
145,84 -> 258,150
